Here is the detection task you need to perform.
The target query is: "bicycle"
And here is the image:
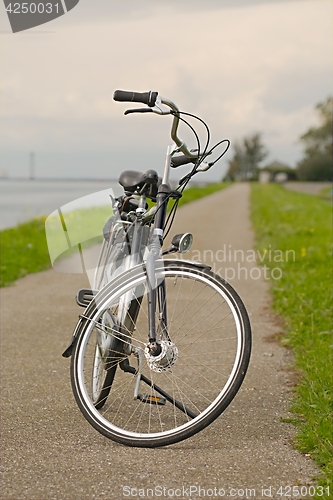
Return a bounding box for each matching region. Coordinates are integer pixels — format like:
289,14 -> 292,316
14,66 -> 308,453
62,90 -> 252,448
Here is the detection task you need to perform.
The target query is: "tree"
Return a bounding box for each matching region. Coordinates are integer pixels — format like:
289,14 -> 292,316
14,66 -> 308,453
297,96 -> 332,181
227,133 -> 268,181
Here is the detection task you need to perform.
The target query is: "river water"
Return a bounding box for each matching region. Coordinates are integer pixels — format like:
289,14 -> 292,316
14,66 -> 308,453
0,179 -> 122,230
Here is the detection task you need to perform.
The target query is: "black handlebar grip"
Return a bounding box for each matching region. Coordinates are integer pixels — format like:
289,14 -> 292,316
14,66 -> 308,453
171,155 -> 196,168
113,90 -> 158,107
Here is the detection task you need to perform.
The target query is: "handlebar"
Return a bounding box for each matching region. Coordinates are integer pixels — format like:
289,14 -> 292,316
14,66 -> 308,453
113,89 -> 197,160
113,90 -> 158,107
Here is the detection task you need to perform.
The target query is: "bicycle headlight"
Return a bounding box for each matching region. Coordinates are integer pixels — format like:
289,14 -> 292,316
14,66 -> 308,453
171,233 -> 193,254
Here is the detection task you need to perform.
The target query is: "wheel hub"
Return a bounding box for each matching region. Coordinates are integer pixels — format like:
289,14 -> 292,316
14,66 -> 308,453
144,340 -> 178,373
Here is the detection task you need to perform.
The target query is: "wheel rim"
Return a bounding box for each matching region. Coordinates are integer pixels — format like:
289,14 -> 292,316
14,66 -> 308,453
75,266 -> 246,441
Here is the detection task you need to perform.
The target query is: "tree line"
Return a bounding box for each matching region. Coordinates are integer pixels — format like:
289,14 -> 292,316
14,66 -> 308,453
226,96 -> 332,182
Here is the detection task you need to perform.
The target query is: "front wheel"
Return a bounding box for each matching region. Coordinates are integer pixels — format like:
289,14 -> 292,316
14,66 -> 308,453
70,260 -> 251,447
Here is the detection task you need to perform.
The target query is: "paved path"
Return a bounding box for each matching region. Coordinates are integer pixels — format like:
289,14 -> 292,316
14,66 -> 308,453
1,184 -> 318,499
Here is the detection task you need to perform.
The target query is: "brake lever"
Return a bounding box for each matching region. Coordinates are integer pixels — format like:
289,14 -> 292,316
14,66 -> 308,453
124,108 -> 153,115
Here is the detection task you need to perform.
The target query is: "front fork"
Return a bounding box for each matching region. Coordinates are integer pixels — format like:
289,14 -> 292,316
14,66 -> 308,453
145,184 -> 170,355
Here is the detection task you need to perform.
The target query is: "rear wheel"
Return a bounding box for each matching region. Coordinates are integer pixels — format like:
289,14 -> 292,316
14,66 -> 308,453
71,260 -> 251,447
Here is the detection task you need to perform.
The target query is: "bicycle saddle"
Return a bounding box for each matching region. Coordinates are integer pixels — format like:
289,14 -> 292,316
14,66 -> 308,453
119,169 -> 160,195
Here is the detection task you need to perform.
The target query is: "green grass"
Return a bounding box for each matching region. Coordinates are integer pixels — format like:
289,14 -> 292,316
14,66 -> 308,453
318,185 -> 333,202
0,206 -> 113,287
251,183 -> 333,494
0,182 -> 230,287
0,217 -> 51,287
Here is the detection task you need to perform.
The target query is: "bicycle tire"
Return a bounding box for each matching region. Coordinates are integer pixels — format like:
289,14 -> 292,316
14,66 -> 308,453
70,260 -> 251,447
90,311 -> 121,409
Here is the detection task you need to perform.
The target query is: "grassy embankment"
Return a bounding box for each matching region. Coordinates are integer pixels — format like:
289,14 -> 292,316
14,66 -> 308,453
0,182 -> 229,287
251,183 -> 332,494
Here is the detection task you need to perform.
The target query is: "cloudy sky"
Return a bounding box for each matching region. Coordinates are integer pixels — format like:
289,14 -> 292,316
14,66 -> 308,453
1,0 -> 332,182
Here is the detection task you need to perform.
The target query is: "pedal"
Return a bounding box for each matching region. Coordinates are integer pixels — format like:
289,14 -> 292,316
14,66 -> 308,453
137,394 -> 166,405
76,288 -> 98,307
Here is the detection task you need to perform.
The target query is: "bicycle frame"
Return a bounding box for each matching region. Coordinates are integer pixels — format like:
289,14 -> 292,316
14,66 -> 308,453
92,97 -> 199,354
93,191 -> 169,354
